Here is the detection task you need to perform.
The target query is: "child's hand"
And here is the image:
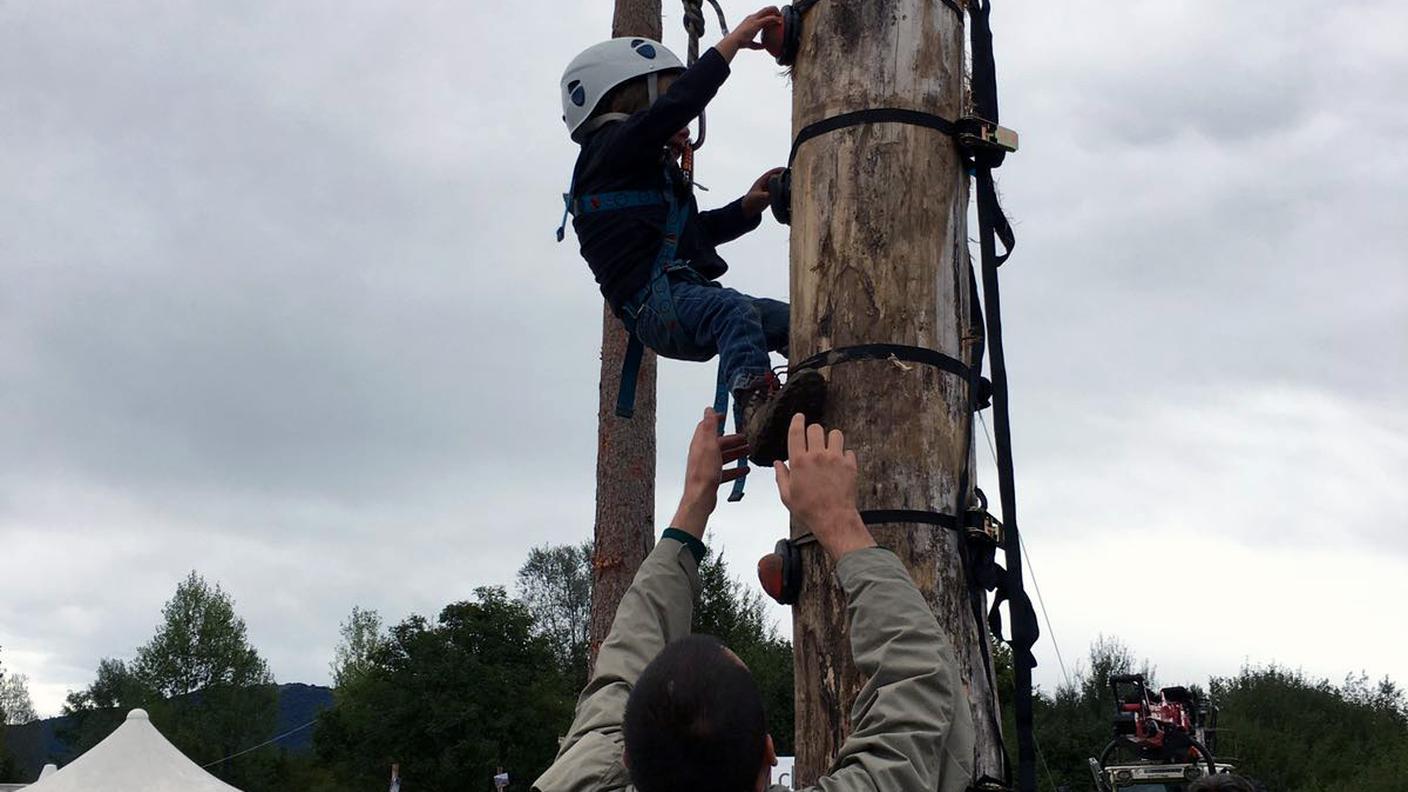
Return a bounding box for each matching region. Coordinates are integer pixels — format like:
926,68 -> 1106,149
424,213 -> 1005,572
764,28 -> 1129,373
669,128 -> 692,157
715,7 -> 784,61
742,167 -> 786,216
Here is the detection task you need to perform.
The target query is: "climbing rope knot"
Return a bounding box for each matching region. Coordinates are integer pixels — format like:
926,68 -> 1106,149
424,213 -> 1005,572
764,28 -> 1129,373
682,0 -> 707,39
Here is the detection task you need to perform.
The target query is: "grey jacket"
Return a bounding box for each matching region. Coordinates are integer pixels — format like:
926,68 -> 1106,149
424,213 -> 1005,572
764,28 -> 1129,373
532,536 -> 975,792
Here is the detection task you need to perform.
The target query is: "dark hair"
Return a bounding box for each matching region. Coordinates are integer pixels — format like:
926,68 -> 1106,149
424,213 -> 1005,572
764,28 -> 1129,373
594,77 -> 651,118
623,634 -> 768,792
589,71 -> 682,121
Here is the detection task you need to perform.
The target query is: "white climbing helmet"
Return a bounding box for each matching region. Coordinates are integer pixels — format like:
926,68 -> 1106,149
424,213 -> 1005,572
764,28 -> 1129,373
561,37 -> 684,141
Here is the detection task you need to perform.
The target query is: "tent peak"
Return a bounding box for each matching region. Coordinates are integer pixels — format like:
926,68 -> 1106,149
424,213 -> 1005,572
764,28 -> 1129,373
126,708 -> 150,721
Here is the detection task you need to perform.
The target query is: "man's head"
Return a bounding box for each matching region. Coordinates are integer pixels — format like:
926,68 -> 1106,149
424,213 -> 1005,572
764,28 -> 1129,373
623,634 -> 773,792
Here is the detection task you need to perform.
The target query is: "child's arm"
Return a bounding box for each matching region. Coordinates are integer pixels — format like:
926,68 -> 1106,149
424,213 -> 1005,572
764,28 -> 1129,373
697,167 -> 783,246
607,8 -> 782,157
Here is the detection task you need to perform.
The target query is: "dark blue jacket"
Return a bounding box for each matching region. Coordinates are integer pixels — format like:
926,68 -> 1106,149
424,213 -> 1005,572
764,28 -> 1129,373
570,48 -> 761,315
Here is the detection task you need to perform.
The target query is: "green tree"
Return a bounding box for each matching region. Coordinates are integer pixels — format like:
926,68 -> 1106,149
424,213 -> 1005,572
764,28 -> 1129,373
0,647 -> 12,781
61,572 -> 279,791
65,658 -> 148,711
694,540 -> 795,756
516,541 -> 593,687
0,646 -> 39,733
314,587 -> 573,792
0,671 -> 37,725
1211,666 -> 1408,792
59,657 -> 150,760
993,636 -> 1408,792
330,606 -> 385,689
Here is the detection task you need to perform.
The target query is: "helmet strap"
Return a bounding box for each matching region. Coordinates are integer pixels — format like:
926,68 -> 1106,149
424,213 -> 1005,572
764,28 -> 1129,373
575,112 -> 632,140
648,72 -> 659,105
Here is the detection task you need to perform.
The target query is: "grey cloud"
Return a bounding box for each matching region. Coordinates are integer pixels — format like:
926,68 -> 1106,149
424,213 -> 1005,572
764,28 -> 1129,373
2,0 -> 1405,714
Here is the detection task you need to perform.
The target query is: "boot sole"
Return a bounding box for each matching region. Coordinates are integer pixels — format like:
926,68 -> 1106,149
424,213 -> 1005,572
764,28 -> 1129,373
748,370 -> 828,466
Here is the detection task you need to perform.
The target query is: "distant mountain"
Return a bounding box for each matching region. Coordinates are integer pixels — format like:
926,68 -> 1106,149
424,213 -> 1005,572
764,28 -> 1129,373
267,683 -> 335,752
2,683 -> 334,783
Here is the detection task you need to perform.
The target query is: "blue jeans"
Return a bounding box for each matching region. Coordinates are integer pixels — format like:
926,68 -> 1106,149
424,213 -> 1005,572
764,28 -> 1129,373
631,272 -> 789,394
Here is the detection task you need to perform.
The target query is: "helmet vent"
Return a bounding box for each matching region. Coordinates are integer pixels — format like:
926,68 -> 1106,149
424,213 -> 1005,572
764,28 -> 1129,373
567,80 -> 586,106
630,39 -> 657,59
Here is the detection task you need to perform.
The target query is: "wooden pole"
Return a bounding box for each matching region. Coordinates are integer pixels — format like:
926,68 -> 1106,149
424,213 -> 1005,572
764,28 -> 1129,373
588,0 -> 663,669
787,0 -> 1006,782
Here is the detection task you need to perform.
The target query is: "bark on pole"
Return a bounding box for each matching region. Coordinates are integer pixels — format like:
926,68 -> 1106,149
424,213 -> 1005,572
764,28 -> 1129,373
788,0 -> 1006,782
588,0 -> 663,670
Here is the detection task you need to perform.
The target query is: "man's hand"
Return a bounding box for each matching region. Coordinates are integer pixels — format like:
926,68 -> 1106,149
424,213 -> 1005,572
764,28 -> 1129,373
670,408 -> 750,539
742,167 -> 786,217
773,414 -> 877,562
715,7 -> 784,62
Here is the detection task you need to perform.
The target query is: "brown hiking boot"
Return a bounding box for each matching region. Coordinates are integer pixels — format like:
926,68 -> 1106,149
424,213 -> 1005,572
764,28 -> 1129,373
738,369 -> 827,466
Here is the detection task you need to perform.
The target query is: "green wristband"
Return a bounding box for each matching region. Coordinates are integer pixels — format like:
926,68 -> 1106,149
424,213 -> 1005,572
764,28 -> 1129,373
662,528 -> 707,564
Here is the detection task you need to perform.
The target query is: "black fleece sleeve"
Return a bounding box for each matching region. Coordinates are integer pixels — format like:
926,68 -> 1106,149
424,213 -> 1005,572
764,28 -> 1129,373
697,198 -> 762,246
603,48 -> 731,160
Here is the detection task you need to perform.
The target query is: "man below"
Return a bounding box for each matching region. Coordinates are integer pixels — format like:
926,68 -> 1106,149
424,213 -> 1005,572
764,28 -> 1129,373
534,410 -> 976,792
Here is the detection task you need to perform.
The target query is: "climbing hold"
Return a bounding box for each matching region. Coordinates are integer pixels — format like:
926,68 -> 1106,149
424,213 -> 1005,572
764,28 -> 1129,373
757,538 -> 802,605
768,5 -> 805,66
768,168 -> 791,225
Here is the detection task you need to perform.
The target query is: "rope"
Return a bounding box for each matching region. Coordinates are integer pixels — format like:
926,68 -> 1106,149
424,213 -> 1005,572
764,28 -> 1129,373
706,0 -> 730,34
201,718 -> 319,768
1032,731 -> 1062,792
682,0 -> 706,150
979,412 -> 1071,690
681,0 -> 729,152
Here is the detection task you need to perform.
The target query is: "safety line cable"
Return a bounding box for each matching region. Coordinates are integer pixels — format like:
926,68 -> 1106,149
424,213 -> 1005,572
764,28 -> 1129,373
979,412 -> 1072,692
201,718 -> 319,768
1033,730 -> 1062,792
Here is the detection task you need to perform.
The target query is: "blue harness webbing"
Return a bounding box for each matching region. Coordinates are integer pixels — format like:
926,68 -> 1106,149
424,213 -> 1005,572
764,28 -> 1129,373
560,169 -> 748,501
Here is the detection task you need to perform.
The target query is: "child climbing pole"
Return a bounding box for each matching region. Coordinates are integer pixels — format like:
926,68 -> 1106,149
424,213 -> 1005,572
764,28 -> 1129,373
556,6 -> 826,471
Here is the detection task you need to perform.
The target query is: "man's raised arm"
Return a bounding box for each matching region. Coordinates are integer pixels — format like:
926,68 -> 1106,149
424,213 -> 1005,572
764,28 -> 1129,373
533,409 -> 749,792
772,416 -> 976,792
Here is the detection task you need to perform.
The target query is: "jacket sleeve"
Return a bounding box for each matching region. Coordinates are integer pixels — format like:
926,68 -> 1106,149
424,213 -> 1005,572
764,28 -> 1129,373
604,48 -> 731,158
532,537 -> 701,792
806,548 -> 977,792
698,198 -> 763,247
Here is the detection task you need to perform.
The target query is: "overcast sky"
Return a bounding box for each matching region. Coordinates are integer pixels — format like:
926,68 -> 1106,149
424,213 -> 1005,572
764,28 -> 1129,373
2,0 -> 1405,718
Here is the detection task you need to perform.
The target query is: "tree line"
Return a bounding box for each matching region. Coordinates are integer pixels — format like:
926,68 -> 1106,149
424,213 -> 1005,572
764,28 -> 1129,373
4,548 -> 1405,792
992,637 -> 1408,792
1,644 -> 42,780
2,539 -> 791,792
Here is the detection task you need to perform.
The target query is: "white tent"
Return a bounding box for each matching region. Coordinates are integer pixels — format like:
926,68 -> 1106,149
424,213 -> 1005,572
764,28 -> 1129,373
26,709 -> 244,792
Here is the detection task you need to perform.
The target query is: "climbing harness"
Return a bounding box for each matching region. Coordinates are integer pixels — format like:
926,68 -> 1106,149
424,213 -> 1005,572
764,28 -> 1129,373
563,166 -> 750,503
756,2 -> 1040,790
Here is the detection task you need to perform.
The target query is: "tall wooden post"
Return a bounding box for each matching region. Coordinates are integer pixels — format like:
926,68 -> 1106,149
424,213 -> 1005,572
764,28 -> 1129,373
587,0 -> 663,668
788,0 -> 1005,782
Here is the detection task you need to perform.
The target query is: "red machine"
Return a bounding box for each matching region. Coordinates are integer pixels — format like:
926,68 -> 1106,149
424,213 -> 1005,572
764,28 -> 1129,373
1101,674 -> 1218,772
